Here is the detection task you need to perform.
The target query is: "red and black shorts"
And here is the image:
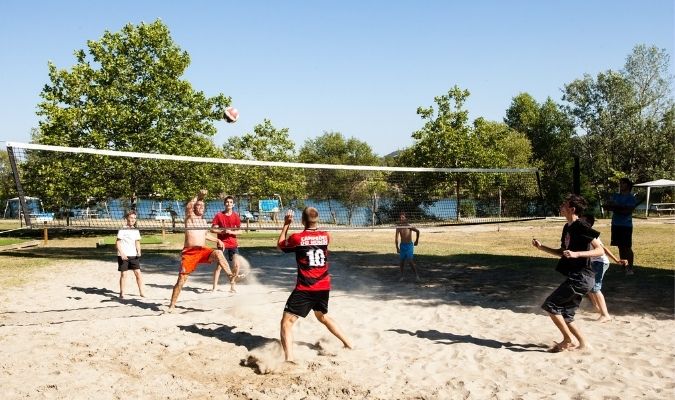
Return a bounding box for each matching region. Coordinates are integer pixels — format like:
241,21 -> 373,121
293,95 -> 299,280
283,289 -> 329,317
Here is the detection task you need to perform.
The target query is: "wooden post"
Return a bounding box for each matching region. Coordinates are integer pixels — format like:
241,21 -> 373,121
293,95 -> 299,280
43,222 -> 48,244
161,219 -> 166,240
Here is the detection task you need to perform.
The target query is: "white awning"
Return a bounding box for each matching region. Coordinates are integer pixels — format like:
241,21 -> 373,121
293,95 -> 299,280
633,179 -> 675,216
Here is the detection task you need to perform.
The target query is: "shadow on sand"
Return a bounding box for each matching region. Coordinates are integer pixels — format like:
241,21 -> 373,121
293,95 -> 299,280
4,243 -> 673,320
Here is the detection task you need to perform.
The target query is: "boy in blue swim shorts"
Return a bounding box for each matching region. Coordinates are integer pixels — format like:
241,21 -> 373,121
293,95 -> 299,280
395,212 -> 420,281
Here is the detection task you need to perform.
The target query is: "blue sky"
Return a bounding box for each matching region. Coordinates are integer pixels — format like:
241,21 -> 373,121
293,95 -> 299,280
1,1 -> 673,156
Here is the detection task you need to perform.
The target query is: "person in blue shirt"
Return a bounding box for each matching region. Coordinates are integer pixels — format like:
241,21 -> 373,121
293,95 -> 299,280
603,178 -> 637,275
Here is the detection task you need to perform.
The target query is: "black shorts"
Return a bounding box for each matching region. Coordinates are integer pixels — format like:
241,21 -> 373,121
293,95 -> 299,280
222,247 -> 239,262
117,256 -> 141,272
611,225 -> 633,248
284,289 -> 329,318
541,274 -> 594,323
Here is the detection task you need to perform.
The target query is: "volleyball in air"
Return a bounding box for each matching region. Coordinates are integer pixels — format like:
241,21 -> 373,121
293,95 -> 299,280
224,106 -> 239,123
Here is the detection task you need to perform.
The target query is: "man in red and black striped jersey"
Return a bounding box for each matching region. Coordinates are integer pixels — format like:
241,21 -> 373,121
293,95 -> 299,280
277,207 -> 353,363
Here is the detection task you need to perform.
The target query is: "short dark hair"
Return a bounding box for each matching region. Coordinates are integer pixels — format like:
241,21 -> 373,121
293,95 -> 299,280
619,177 -> 633,189
565,194 -> 587,215
124,210 -> 137,219
223,195 -> 234,204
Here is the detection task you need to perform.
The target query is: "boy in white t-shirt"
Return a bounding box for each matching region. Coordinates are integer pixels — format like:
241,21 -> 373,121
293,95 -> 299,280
116,210 -> 145,299
580,214 -> 628,322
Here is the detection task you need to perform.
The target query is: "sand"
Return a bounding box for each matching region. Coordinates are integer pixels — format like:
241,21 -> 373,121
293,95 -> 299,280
0,244 -> 674,400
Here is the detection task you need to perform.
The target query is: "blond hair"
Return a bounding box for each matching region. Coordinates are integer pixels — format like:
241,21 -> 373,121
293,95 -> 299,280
301,207 -> 319,228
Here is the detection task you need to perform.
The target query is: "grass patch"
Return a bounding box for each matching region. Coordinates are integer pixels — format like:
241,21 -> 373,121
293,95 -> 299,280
0,220 -> 22,231
0,219 -> 672,292
0,237 -> 30,246
98,235 -> 168,245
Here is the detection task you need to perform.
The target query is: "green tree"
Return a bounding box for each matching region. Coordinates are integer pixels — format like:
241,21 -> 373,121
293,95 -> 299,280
222,119 -> 305,208
563,44 -> 675,198
25,20 -> 230,209
505,94 -> 577,213
298,132 -> 385,225
399,86 -> 513,219
472,118 -> 538,216
0,151 -> 17,206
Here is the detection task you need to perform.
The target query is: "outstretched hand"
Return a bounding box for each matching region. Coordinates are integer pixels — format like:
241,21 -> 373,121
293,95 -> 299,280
283,210 -> 294,225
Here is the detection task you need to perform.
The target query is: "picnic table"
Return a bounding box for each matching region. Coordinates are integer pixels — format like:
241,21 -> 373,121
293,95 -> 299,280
652,202 -> 675,216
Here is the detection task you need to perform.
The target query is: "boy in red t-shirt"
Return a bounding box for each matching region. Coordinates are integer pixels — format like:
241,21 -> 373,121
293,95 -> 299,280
277,207 -> 352,363
211,195 -> 242,292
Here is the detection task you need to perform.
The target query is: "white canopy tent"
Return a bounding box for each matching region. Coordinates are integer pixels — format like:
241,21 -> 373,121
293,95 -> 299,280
633,179 -> 675,217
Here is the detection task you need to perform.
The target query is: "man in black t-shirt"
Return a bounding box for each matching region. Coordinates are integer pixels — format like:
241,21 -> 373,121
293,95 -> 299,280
532,194 -> 603,353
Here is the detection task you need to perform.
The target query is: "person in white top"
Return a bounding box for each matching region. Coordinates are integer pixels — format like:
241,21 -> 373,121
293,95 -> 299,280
580,214 -> 628,322
116,210 -> 146,299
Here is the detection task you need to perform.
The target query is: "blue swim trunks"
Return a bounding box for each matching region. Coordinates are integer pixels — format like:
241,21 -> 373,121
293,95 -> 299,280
399,242 -> 414,261
590,260 -> 609,293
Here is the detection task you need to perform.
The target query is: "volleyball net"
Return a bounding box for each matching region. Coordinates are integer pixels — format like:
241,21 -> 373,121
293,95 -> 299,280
5,142 -> 544,231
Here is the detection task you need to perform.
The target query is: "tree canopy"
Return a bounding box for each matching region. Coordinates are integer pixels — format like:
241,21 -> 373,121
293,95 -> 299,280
505,94 -> 576,213
24,20 -> 232,208
563,44 -> 675,193
298,132 -> 384,224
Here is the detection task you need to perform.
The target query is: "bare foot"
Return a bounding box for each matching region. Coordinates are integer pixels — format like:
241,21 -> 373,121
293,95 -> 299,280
277,360 -> 302,374
597,315 -> 612,323
229,284 -> 237,293
139,293 -> 146,298
577,343 -> 593,352
166,305 -> 176,314
548,341 -> 577,353
119,293 -> 125,299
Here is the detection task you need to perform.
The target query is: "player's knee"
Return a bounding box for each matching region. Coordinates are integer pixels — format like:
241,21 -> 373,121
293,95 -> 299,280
314,311 -> 328,324
281,317 -> 295,331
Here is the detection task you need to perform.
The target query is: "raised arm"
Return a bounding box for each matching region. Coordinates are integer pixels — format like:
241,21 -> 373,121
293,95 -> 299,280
186,189 -> 208,220
277,210 -> 294,250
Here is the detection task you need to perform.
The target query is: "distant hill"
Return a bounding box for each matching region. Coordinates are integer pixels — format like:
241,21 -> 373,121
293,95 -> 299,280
383,149 -> 402,158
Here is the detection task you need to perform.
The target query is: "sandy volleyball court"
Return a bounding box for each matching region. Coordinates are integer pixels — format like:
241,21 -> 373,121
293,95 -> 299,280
0,239 -> 674,399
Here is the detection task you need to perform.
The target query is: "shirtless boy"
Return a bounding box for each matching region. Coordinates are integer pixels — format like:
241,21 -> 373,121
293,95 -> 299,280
395,212 -> 420,281
168,189 -> 232,312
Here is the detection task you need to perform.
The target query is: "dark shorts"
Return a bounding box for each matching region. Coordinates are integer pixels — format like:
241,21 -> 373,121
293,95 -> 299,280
541,274 -> 594,323
284,289 -> 329,318
222,247 -> 239,262
610,225 -> 633,248
117,256 -> 140,272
